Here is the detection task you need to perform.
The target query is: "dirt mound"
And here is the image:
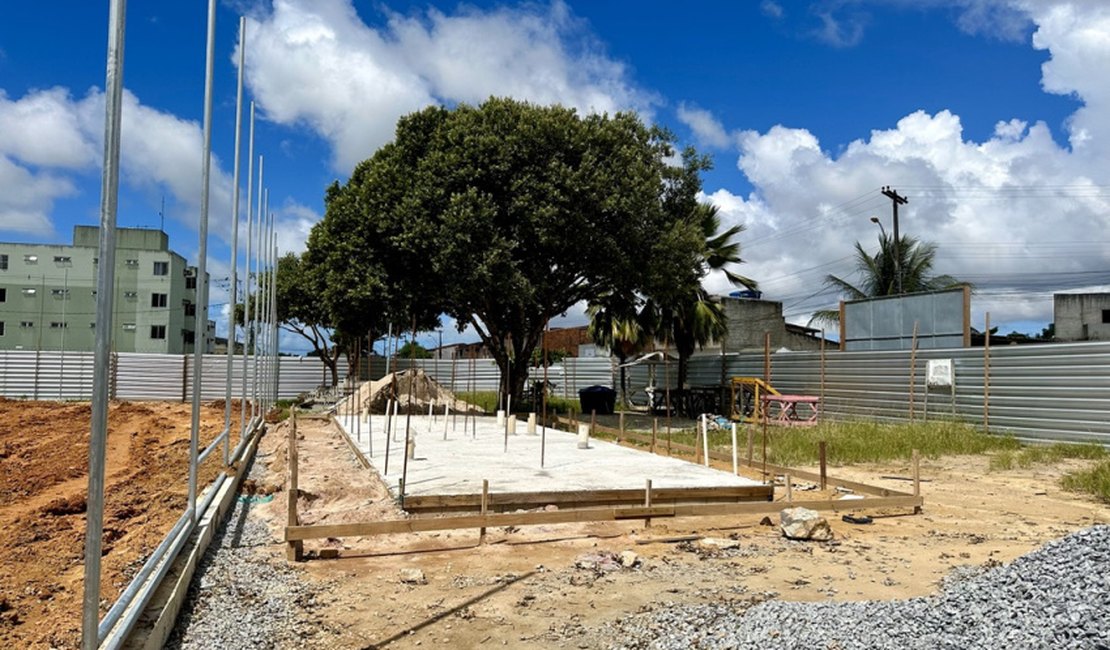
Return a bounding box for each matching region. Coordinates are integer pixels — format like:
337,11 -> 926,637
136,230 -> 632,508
340,369 -> 483,416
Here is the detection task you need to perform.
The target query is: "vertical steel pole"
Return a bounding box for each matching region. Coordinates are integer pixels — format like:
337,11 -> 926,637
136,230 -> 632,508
83,1 -> 126,646
224,16 -> 246,464
240,103 -> 255,436
251,179 -> 264,418
188,0 -> 217,522
271,235 -> 279,404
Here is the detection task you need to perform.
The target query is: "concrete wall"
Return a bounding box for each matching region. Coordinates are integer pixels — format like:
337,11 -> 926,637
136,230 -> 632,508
1055,293 -> 1110,342
720,297 -> 823,352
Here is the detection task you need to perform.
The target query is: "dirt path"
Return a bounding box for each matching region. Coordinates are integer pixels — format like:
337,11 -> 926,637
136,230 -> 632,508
0,399 -> 232,649
244,415 -> 1110,649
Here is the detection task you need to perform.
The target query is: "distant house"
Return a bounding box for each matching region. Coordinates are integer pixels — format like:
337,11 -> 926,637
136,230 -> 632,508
717,295 -> 829,352
1054,293 -> 1110,342
429,341 -> 491,360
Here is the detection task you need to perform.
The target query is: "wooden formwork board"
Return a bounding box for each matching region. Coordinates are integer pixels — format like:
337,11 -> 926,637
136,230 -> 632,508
284,495 -> 924,542
403,485 -> 774,514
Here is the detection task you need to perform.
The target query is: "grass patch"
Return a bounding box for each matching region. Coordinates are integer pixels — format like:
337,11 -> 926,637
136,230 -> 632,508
989,442 -> 1107,471
600,418 -> 1015,466
1061,459 -> 1110,503
455,391 -> 581,416
757,419 -> 1018,466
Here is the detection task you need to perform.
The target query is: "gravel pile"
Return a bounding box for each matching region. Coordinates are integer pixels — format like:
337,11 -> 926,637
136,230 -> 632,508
165,456 -> 335,649
607,526 -> 1110,650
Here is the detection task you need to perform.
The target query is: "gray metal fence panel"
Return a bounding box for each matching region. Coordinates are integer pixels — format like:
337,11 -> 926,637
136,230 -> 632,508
116,353 -> 188,401
701,341 -> 1110,445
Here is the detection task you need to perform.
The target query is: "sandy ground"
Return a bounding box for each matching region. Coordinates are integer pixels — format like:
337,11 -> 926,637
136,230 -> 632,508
0,398 -> 233,649
247,414 -> 1110,649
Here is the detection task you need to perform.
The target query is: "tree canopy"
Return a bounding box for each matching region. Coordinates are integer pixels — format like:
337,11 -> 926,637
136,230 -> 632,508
313,97 -> 708,401
811,233 -> 967,326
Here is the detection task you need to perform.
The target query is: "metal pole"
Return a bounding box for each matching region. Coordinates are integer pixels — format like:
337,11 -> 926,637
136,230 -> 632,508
240,102 -> 255,437
187,0 -> 217,527
83,1 -> 126,645
224,16 -> 246,464
251,181 -> 264,417
271,233 -> 279,405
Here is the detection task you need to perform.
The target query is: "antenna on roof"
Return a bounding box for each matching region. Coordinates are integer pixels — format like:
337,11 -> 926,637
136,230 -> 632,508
159,195 -> 165,232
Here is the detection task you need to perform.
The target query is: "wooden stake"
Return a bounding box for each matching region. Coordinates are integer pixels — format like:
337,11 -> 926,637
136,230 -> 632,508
644,479 -> 653,528
651,418 -> 658,455
701,413 -> 710,467
912,449 -> 922,514
785,472 -> 793,502
818,441 -> 827,491
590,409 -> 597,437
480,479 -> 489,545
287,408 -> 302,561
819,329 -> 826,422
984,312 -> 991,432
400,316 -> 417,502
909,320 -> 919,422
746,424 -> 754,466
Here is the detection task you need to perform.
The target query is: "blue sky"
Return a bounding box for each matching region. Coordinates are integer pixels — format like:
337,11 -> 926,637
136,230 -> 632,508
2,1 -> 1108,353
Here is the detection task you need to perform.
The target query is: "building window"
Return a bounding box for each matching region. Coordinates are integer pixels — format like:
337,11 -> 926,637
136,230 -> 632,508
20,321 -> 33,328
124,291 -> 137,300
50,321 -> 67,329
0,322 -> 4,336
185,276 -> 197,290
125,259 -> 139,268
0,288 -> 5,302
184,302 -> 196,317
54,255 -> 72,264
22,288 -> 36,296
151,324 -> 167,339
90,322 -> 96,329
0,254 -> 7,270
153,261 -> 169,276
24,254 -> 38,264
151,293 -> 168,308
1103,309 -> 1110,324
183,330 -> 195,344
51,288 -> 70,298
122,323 -> 136,332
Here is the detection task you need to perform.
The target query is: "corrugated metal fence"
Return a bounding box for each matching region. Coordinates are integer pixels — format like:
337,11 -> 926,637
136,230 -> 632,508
3,343 -> 1107,445
685,341 -> 1109,446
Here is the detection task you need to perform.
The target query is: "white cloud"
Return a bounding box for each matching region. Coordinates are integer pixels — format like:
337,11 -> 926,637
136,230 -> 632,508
0,86 -> 237,242
700,2 -> 1110,332
0,154 -> 75,237
241,0 -> 652,171
677,103 -> 734,150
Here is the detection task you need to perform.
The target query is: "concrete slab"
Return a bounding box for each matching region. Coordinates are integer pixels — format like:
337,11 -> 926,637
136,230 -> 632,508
334,412 -> 762,498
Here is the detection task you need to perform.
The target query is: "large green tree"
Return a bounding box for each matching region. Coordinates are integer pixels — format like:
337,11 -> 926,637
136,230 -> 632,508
327,98 -> 704,402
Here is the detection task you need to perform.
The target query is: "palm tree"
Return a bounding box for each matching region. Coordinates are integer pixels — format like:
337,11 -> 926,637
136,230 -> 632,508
811,233 -> 966,325
658,203 -> 756,389
587,296 -> 653,406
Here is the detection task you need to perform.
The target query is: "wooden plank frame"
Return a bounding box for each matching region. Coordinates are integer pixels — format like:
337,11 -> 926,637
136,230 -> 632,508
286,413 -> 924,553
403,484 -> 773,514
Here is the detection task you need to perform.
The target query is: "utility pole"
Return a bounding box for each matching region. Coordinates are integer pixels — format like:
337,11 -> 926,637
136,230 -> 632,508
881,186 -> 908,294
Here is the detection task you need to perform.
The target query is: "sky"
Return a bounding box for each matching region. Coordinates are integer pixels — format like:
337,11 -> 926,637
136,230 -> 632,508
1,0 -> 1108,354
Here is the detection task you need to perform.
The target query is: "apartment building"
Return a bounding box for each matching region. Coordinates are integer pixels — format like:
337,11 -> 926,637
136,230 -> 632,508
0,226 -> 213,353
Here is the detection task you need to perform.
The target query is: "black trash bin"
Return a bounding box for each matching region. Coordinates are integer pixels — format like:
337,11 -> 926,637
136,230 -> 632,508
578,385 -> 617,415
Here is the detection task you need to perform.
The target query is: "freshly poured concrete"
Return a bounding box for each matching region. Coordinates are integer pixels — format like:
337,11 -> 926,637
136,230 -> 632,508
334,413 -> 762,497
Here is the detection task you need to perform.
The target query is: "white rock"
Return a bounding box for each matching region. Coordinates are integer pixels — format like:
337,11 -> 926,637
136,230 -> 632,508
399,568 -> 427,584
698,537 -> 741,550
780,507 -> 833,541
619,550 -> 640,568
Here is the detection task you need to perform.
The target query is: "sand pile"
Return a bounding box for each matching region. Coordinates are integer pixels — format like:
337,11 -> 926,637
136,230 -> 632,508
340,368 -> 483,415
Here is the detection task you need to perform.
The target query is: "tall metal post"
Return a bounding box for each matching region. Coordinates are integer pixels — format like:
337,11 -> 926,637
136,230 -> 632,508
271,235 -> 279,403
83,1 -> 126,646
224,16 -> 246,464
240,103 -> 255,435
251,177 -> 264,418
188,0 -> 217,523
